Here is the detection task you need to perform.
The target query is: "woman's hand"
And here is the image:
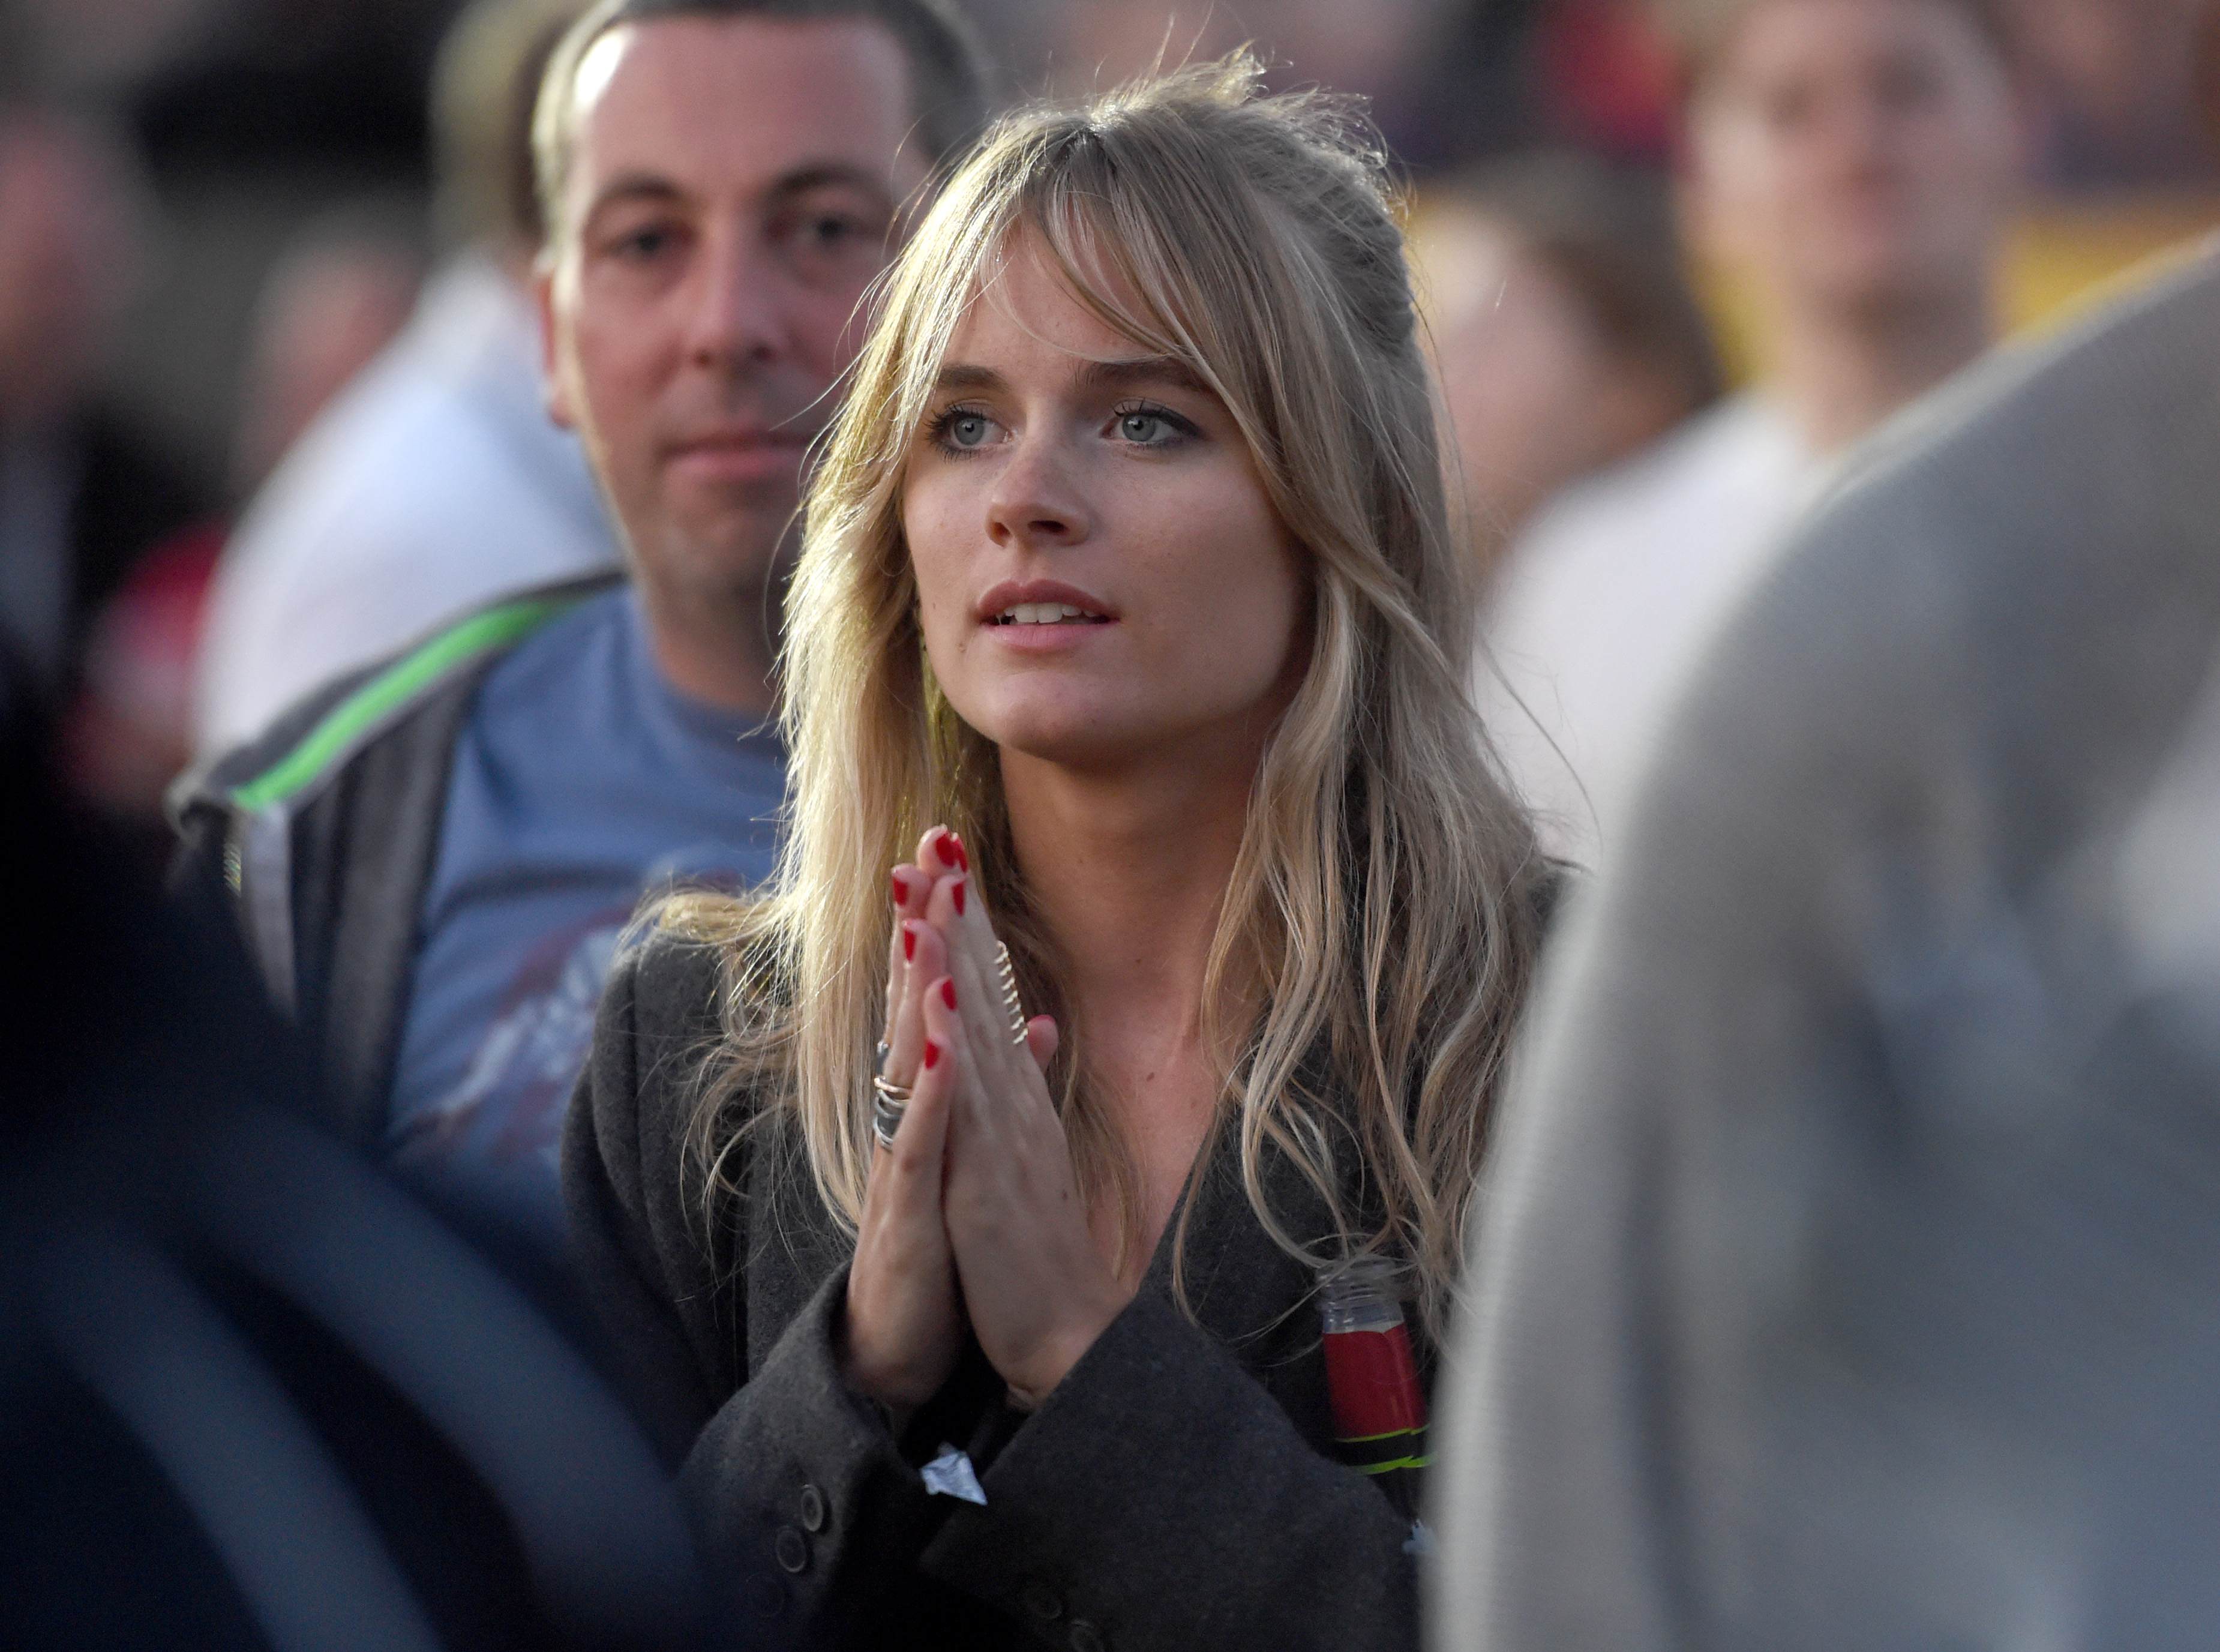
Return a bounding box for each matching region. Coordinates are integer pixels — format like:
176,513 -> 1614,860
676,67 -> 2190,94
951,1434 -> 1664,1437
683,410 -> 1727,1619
841,829 -> 970,1421
911,841 -> 1133,1411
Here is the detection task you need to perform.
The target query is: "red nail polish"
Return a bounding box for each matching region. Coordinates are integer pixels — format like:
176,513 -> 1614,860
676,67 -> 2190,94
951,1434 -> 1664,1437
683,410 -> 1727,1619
890,870 -> 907,905
902,924 -> 916,961
947,833 -> 969,871
940,978 -> 957,1010
952,879 -> 966,916
923,1039 -> 942,1070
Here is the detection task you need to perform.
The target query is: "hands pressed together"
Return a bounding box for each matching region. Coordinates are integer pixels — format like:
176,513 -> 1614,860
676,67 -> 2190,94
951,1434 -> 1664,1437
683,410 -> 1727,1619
842,826 -> 1135,1425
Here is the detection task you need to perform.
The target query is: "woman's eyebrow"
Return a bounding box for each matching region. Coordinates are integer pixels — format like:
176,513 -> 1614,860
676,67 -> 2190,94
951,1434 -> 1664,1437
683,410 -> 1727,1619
1073,356 -> 1214,397
932,364 -> 1003,394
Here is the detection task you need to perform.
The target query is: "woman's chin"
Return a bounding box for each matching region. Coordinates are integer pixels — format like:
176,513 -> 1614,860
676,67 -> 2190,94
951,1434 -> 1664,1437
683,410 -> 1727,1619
973,706 -> 1147,774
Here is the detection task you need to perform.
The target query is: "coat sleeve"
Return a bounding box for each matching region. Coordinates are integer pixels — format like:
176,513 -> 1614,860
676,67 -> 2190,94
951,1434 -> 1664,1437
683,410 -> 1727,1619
562,928 -> 958,1645
920,1290 -> 1422,1652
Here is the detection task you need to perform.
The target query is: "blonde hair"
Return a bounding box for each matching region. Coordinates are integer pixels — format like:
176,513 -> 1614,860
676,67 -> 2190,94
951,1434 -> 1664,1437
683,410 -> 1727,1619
672,53 -> 1551,1341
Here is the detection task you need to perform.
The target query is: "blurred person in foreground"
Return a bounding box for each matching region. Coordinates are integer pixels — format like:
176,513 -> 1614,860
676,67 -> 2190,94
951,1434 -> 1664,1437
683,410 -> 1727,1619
172,0 -> 991,1321
1414,151 -> 1719,585
1431,250 -> 2220,1650
1478,0 -> 2027,863
563,55 -> 1553,1650
191,0 -> 614,757
0,99 -> 209,698
1,647 -> 709,1651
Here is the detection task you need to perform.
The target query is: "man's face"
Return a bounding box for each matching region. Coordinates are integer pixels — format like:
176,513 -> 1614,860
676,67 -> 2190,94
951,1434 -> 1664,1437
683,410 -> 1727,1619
539,16 -> 928,613
1689,0 -> 2022,321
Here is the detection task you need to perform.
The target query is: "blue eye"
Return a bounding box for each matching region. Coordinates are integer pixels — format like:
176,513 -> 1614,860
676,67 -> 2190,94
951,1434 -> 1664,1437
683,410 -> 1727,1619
1111,402 -> 1196,447
929,407 -> 997,454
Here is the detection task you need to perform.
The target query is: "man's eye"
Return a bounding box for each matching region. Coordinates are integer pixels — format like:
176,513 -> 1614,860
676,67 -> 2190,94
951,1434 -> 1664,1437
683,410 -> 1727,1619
613,225 -> 673,260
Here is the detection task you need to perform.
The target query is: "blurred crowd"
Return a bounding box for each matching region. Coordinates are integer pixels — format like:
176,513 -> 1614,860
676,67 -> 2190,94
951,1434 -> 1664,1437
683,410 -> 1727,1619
3,0 -> 2216,850
7,0 -> 2220,1643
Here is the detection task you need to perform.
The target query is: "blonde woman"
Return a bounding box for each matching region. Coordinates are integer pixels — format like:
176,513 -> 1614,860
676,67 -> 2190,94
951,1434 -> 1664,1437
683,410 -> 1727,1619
566,56 -> 1552,1650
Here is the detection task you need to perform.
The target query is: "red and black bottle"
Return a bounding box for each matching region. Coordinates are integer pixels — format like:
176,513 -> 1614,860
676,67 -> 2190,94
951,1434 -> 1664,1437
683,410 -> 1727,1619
1317,1256 -> 1430,1534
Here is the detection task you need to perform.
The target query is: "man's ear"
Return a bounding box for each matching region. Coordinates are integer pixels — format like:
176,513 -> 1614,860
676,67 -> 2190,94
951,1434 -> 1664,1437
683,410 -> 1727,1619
536,255 -> 575,430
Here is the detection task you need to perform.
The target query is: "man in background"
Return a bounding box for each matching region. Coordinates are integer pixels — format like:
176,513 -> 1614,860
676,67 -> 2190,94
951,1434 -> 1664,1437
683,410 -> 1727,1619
193,0 -> 614,755
173,0 -> 989,1316
1478,0 -> 2026,862
1414,151 -> 1720,583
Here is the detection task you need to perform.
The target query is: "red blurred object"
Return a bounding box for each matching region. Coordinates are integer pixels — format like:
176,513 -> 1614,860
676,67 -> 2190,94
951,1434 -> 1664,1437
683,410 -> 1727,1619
64,520 -> 226,824
1535,0 -> 1679,162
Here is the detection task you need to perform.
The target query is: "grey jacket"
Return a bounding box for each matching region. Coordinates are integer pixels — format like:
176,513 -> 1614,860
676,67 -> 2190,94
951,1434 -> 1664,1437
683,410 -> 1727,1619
565,926 -> 1430,1652
167,574 -> 621,1144
1433,251 -> 2220,1650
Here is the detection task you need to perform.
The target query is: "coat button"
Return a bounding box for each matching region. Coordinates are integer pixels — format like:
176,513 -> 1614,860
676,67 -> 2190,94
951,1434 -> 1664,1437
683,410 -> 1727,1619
1021,1580 -> 1063,1621
1067,1621 -> 1106,1652
799,1483 -> 827,1533
774,1525 -> 809,1574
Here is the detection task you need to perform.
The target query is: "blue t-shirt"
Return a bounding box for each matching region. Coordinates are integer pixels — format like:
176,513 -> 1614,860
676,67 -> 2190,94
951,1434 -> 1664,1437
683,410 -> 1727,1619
386,586 -> 782,1273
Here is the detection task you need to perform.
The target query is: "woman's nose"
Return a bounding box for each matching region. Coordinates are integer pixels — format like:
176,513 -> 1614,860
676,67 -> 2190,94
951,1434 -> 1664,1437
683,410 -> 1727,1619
985,433 -> 1091,548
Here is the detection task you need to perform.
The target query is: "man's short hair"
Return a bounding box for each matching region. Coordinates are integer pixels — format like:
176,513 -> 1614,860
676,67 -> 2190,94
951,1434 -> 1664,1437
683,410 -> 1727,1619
531,0 -> 994,245
1654,0 -> 2017,101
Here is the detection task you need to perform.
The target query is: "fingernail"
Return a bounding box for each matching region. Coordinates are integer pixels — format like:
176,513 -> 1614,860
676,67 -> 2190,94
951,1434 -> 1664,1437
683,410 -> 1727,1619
902,923 -> 916,961
952,877 -> 966,916
940,978 -> 957,1010
890,870 -> 907,905
923,1039 -> 942,1070
947,832 -> 969,871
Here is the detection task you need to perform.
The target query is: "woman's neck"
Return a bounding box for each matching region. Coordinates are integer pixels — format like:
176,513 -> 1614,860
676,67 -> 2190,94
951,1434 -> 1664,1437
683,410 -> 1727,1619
1001,747 -> 1251,1044
1001,740 -> 1258,1279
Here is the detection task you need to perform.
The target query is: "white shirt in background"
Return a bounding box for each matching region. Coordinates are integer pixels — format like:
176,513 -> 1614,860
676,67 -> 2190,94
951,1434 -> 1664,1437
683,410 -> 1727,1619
193,252 -> 620,754
1477,394 -> 1830,865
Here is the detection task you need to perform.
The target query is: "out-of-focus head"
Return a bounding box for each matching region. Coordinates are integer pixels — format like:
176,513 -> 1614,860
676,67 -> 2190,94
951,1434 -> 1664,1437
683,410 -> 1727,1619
0,109 -> 134,421
230,206 -> 425,489
530,0 -> 991,635
1663,0 -> 2024,325
432,0 -> 598,259
1418,154 -> 1720,566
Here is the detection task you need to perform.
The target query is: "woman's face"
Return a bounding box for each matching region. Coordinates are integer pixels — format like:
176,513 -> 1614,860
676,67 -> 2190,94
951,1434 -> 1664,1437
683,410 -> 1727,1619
901,233 -> 1306,778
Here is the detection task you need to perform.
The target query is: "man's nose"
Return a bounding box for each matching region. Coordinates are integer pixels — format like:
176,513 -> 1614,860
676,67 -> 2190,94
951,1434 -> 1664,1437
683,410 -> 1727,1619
682,227 -> 790,371
986,430 -> 1092,550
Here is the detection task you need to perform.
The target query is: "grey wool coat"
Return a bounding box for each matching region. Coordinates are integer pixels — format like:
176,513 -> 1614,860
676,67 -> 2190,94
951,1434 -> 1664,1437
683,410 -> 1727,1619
563,925 -> 1430,1652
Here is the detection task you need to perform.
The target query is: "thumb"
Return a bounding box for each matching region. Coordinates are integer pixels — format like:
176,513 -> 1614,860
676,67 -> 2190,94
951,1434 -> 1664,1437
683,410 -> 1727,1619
1024,1014 -> 1060,1071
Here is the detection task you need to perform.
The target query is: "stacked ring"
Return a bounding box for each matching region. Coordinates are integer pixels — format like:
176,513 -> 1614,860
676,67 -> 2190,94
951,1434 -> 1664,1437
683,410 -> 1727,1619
871,1035 -> 908,1149
995,943 -> 1028,1047
871,1072 -> 911,1150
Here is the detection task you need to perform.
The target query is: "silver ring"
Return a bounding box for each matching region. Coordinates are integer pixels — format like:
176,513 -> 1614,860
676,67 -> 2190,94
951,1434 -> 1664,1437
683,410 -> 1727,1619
995,943 -> 1028,1047
872,1086 -> 906,1150
871,1070 -> 911,1150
